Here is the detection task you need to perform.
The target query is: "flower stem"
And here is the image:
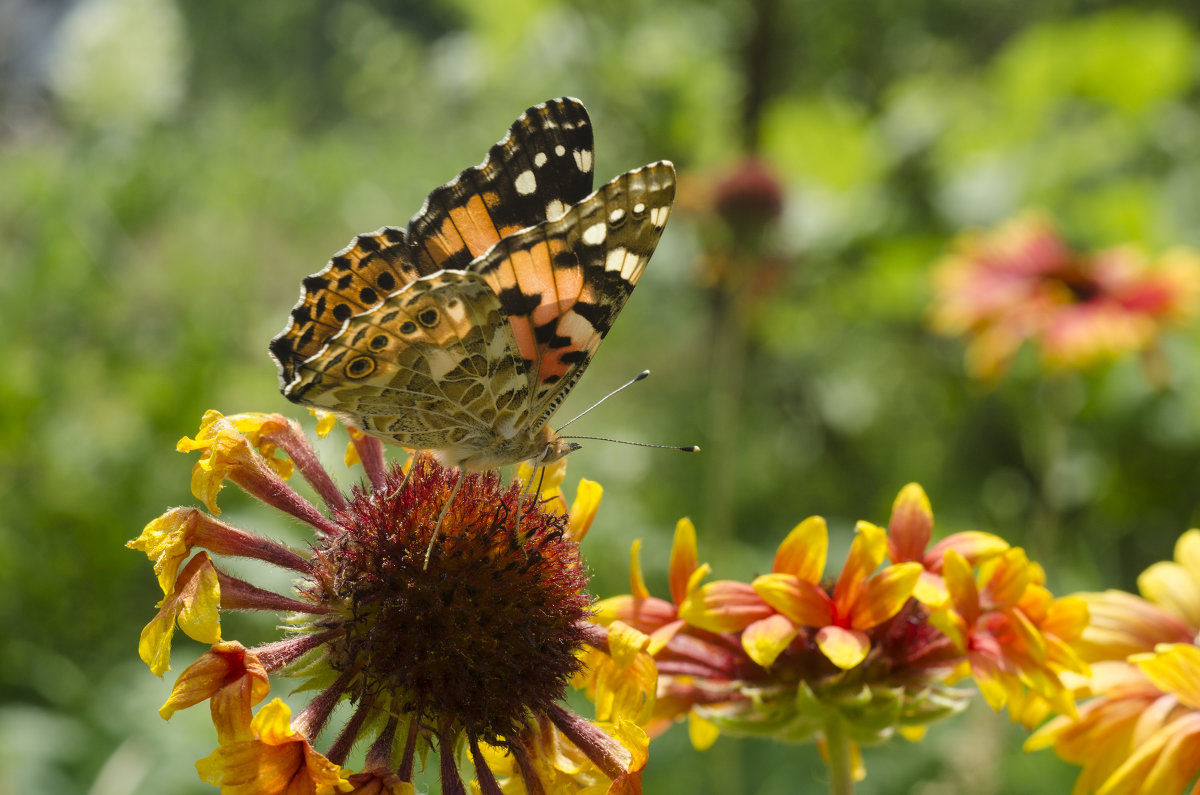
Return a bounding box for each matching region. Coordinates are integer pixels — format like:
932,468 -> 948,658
823,716 -> 855,795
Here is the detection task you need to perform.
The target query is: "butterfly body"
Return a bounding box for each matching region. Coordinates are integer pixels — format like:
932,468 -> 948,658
270,98 -> 675,470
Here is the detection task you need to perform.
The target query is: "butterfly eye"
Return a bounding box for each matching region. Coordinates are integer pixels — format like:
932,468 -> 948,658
345,356 -> 376,378
399,321 -> 418,335
418,308 -> 440,328
369,334 -> 389,351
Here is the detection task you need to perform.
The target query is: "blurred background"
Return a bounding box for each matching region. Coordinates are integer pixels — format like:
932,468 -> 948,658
3,0 -> 1200,792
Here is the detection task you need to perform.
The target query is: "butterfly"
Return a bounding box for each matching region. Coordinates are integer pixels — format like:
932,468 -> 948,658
269,98 -> 675,472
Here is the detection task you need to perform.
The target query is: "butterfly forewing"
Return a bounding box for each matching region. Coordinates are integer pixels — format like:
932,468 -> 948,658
270,98 -> 594,390
405,97 -> 595,273
468,161 -> 676,431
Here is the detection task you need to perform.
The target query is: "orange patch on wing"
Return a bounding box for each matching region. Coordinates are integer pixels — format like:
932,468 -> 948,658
449,194 -> 503,258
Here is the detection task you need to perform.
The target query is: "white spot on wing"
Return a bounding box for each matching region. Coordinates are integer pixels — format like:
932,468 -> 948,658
573,148 -> 593,173
582,223 -> 606,246
534,152 -> 548,167
633,203 -> 646,214
545,199 -> 567,220
605,247 -> 629,273
608,208 -> 625,224
555,144 -> 566,156
515,170 -> 537,195
650,205 -> 670,226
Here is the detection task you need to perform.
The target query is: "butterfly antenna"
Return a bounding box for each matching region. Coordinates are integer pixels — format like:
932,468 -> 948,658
558,435 -> 700,453
555,370 -> 652,433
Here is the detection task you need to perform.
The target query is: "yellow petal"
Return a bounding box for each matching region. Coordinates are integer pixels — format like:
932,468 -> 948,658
941,549 -> 980,622
688,712 -> 720,751
772,516 -> 827,582
912,570 -> 949,608
1132,643 -> 1200,710
567,479 -> 603,542
606,621 -> 651,669
309,408 -> 339,437
752,573 -> 833,627
741,613 -> 799,668
815,625 -> 871,670
1139,560 -> 1200,627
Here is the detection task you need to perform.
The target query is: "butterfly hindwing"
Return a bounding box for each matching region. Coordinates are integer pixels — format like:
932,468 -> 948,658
283,270 -> 533,452
469,161 -> 676,431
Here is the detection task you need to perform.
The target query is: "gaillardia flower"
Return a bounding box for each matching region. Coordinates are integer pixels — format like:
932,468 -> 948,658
129,410 -> 653,794
929,213 -> 1200,380
1027,529 -> 1200,794
594,483 -> 1085,791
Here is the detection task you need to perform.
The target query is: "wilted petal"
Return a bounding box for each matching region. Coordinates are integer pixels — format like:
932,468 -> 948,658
195,698 -> 352,794
138,554 -> 222,676
160,642 -> 270,744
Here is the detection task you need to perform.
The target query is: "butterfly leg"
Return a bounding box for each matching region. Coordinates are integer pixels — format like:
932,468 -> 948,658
423,469 -> 463,569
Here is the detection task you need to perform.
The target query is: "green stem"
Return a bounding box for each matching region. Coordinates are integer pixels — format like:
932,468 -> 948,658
823,716 -> 855,795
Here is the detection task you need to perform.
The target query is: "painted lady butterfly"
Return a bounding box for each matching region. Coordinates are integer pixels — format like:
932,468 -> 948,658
269,98 -> 675,471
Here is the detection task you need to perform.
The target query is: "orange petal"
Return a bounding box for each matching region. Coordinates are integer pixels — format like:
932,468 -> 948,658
833,521 -> 888,617
886,484 -> 932,564
926,531 -> 1009,571
668,518 -> 700,606
978,547 -> 1032,609
679,579 -> 773,634
741,613 -> 799,668
848,562 -> 922,629
815,625 -> 871,670
752,573 -> 833,627
772,516 -> 827,582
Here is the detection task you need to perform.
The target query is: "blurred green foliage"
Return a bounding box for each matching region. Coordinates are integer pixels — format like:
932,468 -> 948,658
2,0 -> 1200,792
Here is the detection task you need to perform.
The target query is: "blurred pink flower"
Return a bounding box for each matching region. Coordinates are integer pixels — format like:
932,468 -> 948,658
930,214 -> 1200,380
